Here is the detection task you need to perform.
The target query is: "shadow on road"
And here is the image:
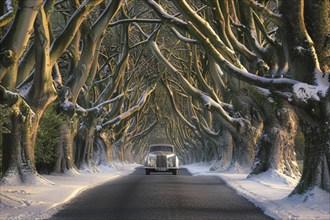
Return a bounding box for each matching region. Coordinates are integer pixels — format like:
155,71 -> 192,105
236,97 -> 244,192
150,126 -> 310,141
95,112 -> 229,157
129,166 -> 192,176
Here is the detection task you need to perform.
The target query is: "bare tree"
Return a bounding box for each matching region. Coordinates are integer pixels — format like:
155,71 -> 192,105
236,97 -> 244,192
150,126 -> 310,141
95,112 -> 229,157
144,0 -> 329,194
0,0 -> 104,183
1,0 -> 328,197
1,5 -> 56,184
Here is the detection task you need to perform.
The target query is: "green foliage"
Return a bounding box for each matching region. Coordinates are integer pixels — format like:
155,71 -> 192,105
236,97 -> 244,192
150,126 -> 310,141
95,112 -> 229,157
0,104 -> 10,143
35,104 -> 64,172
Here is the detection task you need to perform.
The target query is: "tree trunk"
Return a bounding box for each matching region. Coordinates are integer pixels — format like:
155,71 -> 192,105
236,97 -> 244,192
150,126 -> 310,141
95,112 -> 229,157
93,135 -> 109,166
279,0 -> 330,194
0,0 -> 43,82
112,140 -> 124,163
1,98 -> 42,184
74,114 -> 99,172
304,0 -> 330,74
210,128 -> 233,171
279,0 -> 319,84
228,91 -> 264,172
1,6 -> 56,184
230,131 -> 256,172
296,123 -> 330,193
54,116 -> 78,173
249,101 -> 300,179
292,102 -> 330,194
102,133 -> 114,165
123,142 -> 134,163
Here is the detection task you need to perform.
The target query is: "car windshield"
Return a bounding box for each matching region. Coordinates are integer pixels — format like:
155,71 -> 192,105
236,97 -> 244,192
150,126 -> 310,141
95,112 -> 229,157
149,145 -> 174,153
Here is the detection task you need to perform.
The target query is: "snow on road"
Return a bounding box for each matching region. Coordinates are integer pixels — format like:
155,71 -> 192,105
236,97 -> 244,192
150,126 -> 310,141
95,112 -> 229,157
1,162 -> 329,220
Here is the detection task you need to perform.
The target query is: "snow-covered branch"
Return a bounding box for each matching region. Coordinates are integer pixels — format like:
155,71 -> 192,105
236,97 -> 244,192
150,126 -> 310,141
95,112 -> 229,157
50,0 -> 104,65
215,0 -> 258,63
192,47 -> 221,104
145,0 -> 298,94
170,27 -> 197,44
247,0 -> 284,27
85,92 -> 127,113
162,80 -> 197,132
100,84 -> 156,130
170,0 -> 238,63
0,0 -> 17,27
143,0 -> 188,31
109,18 -> 161,27
150,40 -> 235,127
129,120 -> 158,143
90,0 -> 123,41
186,21 -> 298,91
94,9 -> 131,106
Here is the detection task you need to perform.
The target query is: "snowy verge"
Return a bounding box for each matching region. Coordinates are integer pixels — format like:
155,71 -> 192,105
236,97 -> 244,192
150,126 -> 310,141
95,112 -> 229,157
1,162 -> 328,220
184,162 -> 330,220
0,163 -> 140,220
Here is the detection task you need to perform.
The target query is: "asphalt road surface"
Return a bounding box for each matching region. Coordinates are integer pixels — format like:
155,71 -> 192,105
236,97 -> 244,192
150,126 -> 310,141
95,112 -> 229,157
50,167 -> 273,220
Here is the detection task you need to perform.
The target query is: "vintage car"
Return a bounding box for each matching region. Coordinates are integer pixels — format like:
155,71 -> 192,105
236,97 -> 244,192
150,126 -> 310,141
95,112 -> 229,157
144,144 -> 179,175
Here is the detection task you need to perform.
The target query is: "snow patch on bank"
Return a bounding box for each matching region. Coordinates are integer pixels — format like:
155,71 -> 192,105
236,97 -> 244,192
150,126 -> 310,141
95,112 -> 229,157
0,163 -> 140,220
184,162 -> 330,220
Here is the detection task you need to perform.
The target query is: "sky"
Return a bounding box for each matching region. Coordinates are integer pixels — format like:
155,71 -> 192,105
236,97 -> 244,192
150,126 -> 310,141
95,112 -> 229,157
0,162 -> 329,220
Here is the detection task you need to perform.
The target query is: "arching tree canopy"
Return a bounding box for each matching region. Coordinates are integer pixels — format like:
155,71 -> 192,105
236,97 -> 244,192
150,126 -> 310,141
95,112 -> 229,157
0,0 -> 329,196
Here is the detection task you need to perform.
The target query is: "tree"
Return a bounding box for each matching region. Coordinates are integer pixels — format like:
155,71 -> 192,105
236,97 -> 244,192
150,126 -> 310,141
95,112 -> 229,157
1,0 -> 328,197
0,0 -> 104,183
54,0 -> 124,172
143,0 -> 329,194
1,5 -> 56,184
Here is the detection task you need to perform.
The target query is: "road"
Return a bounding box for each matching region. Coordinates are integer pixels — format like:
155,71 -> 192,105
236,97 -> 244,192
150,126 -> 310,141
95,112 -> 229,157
49,167 -> 273,220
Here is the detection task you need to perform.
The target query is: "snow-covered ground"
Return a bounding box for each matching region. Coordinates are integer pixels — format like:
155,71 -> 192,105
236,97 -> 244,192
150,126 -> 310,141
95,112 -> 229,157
184,162 -> 330,220
0,163 -> 140,220
0,162 -> 329,220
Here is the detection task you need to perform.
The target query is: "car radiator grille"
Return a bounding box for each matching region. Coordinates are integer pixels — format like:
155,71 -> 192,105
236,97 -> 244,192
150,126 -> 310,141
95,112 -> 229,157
156,155 -> 167,168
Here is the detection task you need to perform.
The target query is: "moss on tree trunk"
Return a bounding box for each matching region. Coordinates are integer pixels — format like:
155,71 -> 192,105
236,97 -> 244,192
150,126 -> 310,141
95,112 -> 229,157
1,98 -> 40,184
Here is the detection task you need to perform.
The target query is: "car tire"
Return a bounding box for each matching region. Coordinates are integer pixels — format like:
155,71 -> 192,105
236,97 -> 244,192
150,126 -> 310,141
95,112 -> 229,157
172,170 -> 178,175
146,169 -> 150,175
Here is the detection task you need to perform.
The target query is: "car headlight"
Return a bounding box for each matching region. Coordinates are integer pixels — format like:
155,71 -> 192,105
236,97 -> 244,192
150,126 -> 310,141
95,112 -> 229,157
168,157 -> 173,163
150,157 -> 155,162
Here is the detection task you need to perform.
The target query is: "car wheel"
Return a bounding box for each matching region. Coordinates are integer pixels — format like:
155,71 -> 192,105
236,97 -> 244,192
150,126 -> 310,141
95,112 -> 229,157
146,169 -> 150,175
172,170 -> 178,175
